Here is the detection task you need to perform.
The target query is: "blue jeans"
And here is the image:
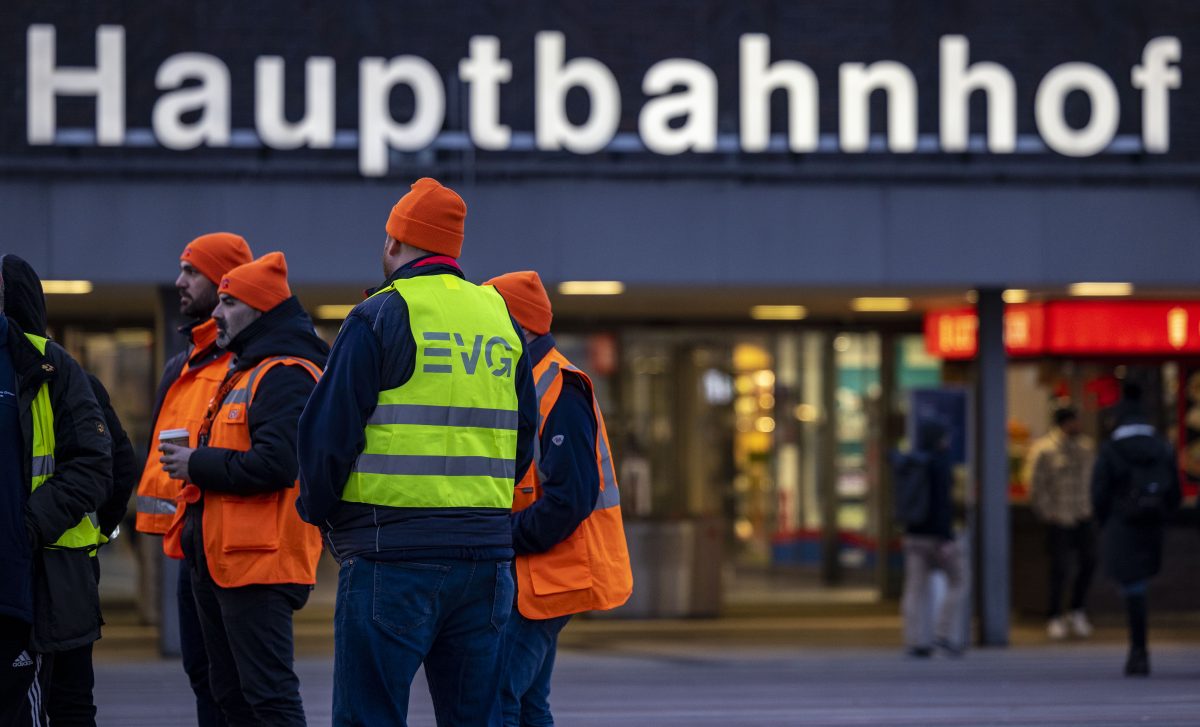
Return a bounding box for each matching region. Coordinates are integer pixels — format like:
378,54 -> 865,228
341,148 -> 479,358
333,558 -> 514,727
495,611 -> 572,727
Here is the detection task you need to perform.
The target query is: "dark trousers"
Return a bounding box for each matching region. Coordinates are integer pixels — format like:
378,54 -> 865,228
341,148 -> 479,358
333,557 -> 514,727
44,642 -> 94,726
496,611 -> 572,727
178,564 -> 228,727
1046,521 -> 1096,618
189,563 -> 309,727
0,617 -> 51,727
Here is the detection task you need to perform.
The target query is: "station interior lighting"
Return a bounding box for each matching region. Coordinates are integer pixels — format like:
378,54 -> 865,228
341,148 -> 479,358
315,304 -> 355,319
41,280 -> 93,295
558,281 -> 625,295
750,304 -> 808,320
1002,289 -> 1030,304
851,297 -> 912,312
1068,282 -> 1134,297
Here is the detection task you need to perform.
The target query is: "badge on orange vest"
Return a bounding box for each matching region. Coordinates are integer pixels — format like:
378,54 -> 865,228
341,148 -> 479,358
225,405 -> 245,422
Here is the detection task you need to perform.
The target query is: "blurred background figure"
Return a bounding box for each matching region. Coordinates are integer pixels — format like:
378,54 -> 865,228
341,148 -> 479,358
1091,383 -> 1181,677
893,418 -> 967,658
1025,406 -> 1095,641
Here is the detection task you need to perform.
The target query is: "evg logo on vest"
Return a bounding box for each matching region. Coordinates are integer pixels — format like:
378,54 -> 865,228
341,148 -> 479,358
421,332 -> 514,377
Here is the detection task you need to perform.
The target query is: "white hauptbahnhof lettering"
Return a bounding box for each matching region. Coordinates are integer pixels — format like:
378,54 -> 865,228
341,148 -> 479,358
24,27 -> 1182,176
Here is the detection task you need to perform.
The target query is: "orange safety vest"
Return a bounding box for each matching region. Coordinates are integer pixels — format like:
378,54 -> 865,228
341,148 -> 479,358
163,355 -> 325,588
513,347 -> 633,619
135,320 -> 231,535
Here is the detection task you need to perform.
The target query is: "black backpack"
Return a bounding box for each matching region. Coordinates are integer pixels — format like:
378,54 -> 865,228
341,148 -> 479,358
890,450 -> 932,526
1117,451 -> 1174,525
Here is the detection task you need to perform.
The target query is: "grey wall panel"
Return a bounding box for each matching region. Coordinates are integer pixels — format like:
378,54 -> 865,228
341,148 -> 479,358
884,188 -> 1045,286
0,183 -> 53,275
1036,188 -> 1200,286
3,179 -> 1197,289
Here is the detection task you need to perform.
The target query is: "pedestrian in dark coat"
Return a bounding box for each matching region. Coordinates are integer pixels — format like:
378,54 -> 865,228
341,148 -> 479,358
0,256 -> 112,726
1,254 -> 139,725
1091,384 -> 1181,677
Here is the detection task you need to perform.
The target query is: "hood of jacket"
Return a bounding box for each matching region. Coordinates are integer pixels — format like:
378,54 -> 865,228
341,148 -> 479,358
1,254 -> 48,338
225,296 -> 329,371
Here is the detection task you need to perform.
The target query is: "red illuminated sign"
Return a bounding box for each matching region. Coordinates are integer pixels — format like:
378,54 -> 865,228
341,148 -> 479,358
926,301 -> 1200,359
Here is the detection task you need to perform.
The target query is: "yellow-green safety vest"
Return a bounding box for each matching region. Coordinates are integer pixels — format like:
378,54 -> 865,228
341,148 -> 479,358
26,333 -> 106,554
342,274 -> 522,510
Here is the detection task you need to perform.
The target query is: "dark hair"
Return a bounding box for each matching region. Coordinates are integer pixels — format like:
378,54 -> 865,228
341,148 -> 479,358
1053,407 -> 1078,427
1122,381 -> 1143,402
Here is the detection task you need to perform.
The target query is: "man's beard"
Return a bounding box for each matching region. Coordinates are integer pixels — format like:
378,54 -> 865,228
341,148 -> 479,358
181,289 -> 218,319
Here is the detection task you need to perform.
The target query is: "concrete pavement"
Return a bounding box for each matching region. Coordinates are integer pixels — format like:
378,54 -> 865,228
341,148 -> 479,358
93,617 -> 1200,727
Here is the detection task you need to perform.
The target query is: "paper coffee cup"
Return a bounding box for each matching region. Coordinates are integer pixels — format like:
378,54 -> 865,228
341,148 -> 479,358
159,428 -> 190,450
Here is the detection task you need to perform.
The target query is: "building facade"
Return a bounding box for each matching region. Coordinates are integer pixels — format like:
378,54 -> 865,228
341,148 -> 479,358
4,1 -> 1199,637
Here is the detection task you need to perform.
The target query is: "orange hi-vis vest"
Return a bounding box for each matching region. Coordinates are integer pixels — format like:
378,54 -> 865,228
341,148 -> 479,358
163,355 -> 325,588
136,320 -> 230,535
514,347 -> 633,620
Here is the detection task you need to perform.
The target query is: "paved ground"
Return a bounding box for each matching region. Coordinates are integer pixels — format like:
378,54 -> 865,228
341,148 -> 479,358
93,618 -> 1200,727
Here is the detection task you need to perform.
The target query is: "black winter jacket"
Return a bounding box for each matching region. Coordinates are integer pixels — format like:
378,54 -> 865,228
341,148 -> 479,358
905,419 -> 956,540
6,317 -> 112,652
182,297 -> 328,563
2,253 -> 137,541
1091,421 -> 1182,584
87,374 -> 139,536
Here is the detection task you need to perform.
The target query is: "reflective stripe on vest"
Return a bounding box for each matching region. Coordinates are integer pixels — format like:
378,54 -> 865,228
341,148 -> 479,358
25,334 -> 105,554
343,275 -> 522,510
135,319 -> 227,534
514,347 -> 632,619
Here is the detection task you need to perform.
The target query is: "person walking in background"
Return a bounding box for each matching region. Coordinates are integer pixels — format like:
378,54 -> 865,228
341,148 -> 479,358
485,271 -> 633,727
135,232 -> 253,727
1025,406 -> 1096,641
297,178 -> 537,727
893,419 -> 967,658
1092,383 -> 1181,677
1,254 -> 139,726
0,257 -> 112,727
158,253 -> 327,725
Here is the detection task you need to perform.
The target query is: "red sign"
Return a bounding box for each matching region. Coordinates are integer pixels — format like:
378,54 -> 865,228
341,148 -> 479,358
926,301 -> 1200,359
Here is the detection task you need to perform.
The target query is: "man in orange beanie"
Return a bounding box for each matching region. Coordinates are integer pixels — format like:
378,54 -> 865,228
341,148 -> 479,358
136,231 -> 252,727
485,271 -> 632,727
297,178 -> 538,726
160,252 -> 328,726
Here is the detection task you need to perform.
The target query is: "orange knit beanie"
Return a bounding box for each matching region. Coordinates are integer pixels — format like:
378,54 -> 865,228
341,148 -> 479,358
219,252 -> 291,312
385,178 -> 467,258
181,232 -> 252,285
485,271 -> 553,335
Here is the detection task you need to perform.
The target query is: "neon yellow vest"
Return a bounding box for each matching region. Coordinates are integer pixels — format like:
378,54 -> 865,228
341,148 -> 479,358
26,334 -> 106,554
342,275 -> 522,510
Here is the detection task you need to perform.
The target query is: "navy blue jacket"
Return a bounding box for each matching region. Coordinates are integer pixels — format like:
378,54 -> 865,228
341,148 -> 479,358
297,257 -> 537,561
905,420 -> 956,540
0,316 -> 32,624
511,335 -> 600,555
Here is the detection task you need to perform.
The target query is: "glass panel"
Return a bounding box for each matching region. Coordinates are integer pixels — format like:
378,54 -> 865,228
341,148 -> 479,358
834,333 -> 880,577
